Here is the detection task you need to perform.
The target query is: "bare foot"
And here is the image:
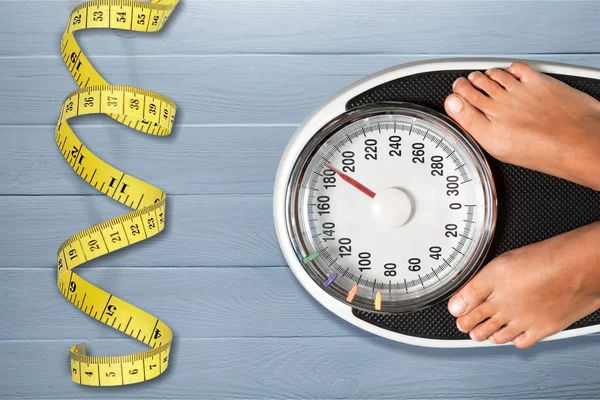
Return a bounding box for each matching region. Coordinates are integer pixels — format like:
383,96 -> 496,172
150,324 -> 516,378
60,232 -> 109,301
447,222 -> 600,348
444,61 -> 600,190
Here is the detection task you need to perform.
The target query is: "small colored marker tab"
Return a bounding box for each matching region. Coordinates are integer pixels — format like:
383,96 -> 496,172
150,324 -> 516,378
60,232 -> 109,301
346,285 -> 359,303
374,292 -> 382,311
323,273 -> 337,288
302,252 -> 320,264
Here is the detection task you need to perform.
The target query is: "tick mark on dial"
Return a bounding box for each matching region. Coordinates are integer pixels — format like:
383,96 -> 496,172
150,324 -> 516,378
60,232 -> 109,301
452,246 -> 465,256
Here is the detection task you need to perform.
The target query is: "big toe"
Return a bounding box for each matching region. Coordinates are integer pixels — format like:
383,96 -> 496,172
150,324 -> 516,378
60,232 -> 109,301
448,271 -> 494,317
444,94 -> 490,140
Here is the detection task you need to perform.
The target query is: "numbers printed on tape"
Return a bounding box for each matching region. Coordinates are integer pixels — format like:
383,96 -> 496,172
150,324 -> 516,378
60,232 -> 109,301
56,0 -> 179,386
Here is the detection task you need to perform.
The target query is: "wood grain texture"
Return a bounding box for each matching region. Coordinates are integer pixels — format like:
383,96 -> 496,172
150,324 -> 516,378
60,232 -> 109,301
0,195 -> 282,268
0,125 -> 289,196
4,55 -> 600,126
3,336 -> 600,399
2,1 -> 600,56
0,267 -> 366,340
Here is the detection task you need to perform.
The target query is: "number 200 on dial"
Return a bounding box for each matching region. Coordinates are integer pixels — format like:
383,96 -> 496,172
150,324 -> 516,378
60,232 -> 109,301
286,104 -> 497,313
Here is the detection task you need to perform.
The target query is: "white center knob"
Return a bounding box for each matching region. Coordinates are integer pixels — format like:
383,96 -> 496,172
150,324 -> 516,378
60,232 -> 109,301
371,187 -> 413,228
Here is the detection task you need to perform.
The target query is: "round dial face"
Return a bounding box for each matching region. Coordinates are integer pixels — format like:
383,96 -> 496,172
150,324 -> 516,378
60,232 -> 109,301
286,104 -> 496,313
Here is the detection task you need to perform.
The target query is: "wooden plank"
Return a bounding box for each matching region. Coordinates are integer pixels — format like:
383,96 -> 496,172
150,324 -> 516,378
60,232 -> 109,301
2,1 -> 600,56
2,336 -> 600,398
0,267 -> 364,340
0,125 -> 288,196
2,54 -> 394,125
0,195 -> 283,268
3,54 -> 600,126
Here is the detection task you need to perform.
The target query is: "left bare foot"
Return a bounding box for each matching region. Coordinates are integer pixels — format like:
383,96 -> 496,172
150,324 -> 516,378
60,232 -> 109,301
447,222 -> 600,348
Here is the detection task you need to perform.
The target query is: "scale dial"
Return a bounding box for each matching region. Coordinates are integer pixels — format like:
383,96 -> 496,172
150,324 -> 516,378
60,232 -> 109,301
286,103 -> 496,313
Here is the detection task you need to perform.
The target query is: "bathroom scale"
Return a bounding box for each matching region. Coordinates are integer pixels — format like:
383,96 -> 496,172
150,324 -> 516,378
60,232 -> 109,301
273,59 -> 600,347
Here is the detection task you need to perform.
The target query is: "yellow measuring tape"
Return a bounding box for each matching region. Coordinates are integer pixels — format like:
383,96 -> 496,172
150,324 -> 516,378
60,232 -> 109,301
56,0 -> 179,386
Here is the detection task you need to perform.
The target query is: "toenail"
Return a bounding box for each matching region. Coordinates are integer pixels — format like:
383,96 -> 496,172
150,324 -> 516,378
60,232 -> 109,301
448,295 -> 467,315
452,78 -> 460,90
469,331 -> 478,341
468,72 -> 477,81
456,319 -> 465,332
488,336 -> 497,344
446,96 -> 464,114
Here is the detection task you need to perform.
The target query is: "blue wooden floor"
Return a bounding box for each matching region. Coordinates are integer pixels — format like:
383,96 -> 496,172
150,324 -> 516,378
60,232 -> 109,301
2,1 -> 600,398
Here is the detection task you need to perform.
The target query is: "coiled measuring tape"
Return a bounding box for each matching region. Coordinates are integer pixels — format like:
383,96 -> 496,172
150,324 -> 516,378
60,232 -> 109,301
56,0 -> 179,386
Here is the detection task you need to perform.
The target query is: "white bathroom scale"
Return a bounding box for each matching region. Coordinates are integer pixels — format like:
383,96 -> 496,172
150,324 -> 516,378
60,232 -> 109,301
274,59 -> 600,348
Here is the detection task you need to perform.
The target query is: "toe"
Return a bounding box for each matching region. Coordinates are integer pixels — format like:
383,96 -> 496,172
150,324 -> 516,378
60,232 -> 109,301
489,323 -> 524,345
447,269 -> 494,317
469,315 -> 507,342
467,71 -> 503,98
513,331 -> 537,349
452,77 -> 494,111
485,68 -> 519,90
506,61 -> 537,82
444,94 -> 490,137
513,322 -> 565,349
456,302 -> 495,333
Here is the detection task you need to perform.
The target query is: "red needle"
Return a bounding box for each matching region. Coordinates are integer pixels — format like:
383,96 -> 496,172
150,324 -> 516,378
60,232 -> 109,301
325,163 -> 376,199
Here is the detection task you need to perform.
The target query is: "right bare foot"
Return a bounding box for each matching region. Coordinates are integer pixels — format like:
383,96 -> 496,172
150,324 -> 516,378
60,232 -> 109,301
448,221 -> 600,349
444,62 -> 600,190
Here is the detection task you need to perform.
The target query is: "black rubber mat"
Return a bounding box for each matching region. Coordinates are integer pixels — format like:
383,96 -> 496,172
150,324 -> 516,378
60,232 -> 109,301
347,70 -> 600,340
